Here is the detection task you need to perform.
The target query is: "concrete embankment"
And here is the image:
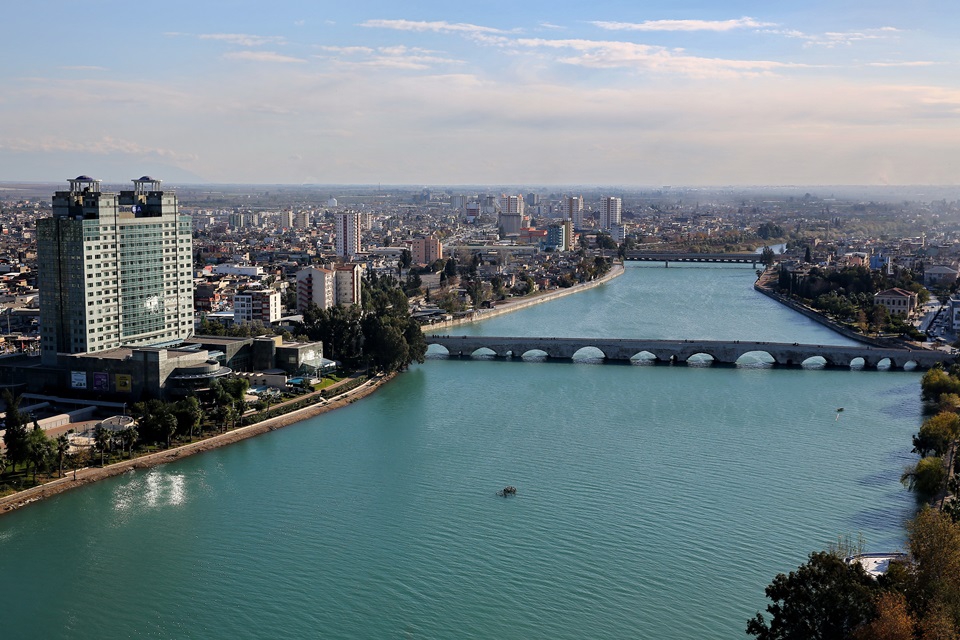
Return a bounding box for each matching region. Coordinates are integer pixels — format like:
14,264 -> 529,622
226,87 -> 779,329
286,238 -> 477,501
0,373 -> 394,516
424,263 -> 625,331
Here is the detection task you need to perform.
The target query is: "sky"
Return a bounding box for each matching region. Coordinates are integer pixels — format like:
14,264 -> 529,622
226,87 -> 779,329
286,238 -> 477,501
1,0 -> 959,186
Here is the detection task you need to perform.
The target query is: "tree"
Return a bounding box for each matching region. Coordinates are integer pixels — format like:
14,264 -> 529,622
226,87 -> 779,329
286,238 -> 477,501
444,257 -> 457,278
747,550 -> 879,639
904,508 -> 960,632
901,457 -> 947,498
399,249 -> 412,269
26,425 -> 53,482
2,391 -> 29,474
761,247 -> 776,267
121,426 -> 139,459
922,368 -> 960,403
174,396 -> 202,440
162,413 -> 178,448
94,426 -> 111,466
804,246 -> 813,264
55,434 -> 70,478
913,413 -> 960,458
852,592 -> 914,640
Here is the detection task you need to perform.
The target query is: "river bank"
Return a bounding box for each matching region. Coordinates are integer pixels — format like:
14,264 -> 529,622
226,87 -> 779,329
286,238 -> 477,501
754,265 -> 892,347
0,372 -> 394,516
424,262 -> 624,331
0,264 -> 626,516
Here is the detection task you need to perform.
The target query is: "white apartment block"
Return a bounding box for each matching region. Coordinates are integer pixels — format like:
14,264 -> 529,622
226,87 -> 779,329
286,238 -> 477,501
563,195 -> 584,229
600,197 -> 622,230
233,289 -> 282,325
296,263 -> 363,311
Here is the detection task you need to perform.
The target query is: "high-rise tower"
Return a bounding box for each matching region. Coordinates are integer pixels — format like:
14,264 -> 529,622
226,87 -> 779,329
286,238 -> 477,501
563,195 -> 584,229
38,176 -> 194,365
335,211 -> 362,259
600,196 -> 622,230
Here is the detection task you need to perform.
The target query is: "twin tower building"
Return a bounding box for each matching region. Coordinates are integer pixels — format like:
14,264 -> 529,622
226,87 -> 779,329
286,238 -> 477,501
37,176 -> 194,366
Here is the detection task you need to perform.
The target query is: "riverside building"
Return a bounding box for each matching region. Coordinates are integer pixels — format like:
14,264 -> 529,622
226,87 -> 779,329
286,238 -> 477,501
37,176 -> 194,366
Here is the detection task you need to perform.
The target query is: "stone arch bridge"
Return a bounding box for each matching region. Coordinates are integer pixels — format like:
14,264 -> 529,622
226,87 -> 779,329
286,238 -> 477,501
427,335 -> 954,370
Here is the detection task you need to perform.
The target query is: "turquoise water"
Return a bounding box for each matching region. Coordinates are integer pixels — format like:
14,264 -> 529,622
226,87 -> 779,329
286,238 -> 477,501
0,264 -> 921,639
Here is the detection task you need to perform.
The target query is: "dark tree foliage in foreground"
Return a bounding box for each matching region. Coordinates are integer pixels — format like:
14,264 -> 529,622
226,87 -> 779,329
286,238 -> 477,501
747,551 -> 878,640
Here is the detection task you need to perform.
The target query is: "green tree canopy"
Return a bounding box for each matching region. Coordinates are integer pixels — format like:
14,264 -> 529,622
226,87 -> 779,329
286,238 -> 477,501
747,550 -> 879,639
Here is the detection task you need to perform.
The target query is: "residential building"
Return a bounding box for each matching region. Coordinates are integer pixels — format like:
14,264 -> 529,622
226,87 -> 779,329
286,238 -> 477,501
412,235 -> 443,266
296,266 -> 335,311
500,195 -> 525,216
296,263 -> 363,310
335,263 -> 363,306
924,265 -> 959,288
600,196 -> 622,230
563,195 -> 584,229
233,289 -> 281,325
38,176 -> 194,366
335,211 -> 362,258
545,224 -> 566,251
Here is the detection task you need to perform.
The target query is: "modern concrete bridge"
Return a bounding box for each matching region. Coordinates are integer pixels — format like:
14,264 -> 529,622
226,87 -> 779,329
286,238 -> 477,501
427,335 -> 955,370
623,251 -> 760,266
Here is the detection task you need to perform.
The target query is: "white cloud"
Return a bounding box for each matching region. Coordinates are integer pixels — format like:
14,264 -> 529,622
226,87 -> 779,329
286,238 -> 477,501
359,19 -> 510,35
865,61 -> 935,67
223,51 -> 306,64
199,33 -> 287,47
314,45 -> 461,70
592,16 -> 777,32
514,38 -> 802,78
766,27 -> 902,48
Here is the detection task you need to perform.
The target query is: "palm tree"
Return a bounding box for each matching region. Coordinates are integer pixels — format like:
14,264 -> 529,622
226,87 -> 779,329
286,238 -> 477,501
159,413 -> 175,448
56,434 -> 70,477
94,426 -> 111,466
123,426 -> 139,459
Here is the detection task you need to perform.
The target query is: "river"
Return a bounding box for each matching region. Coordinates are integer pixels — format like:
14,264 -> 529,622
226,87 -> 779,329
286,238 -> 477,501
0,263 -> 921,639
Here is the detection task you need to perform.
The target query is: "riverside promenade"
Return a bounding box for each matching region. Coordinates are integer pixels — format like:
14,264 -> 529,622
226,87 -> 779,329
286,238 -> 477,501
423,263 -> 624,331
0,373 -> 392,516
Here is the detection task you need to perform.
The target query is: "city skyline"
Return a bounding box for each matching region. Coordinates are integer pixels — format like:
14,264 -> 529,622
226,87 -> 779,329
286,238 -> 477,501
2,1 -> 958,185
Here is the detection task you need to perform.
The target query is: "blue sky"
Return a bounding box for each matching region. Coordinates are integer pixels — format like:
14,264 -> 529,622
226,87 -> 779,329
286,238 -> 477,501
2,1 -> 958,185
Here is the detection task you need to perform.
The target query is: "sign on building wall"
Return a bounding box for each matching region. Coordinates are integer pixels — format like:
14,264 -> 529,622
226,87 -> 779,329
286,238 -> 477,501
70,371 -> 87,389
93,373 -> 109,391
115,374 -> 132,393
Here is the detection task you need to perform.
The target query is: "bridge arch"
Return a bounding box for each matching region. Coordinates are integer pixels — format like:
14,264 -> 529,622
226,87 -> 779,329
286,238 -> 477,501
572,346 -> 607,362
518,349 -> 549,360
735,350 -> 775,367
629,350 -> 658,365
684,352 -> 716,366
801,356 -> 827,369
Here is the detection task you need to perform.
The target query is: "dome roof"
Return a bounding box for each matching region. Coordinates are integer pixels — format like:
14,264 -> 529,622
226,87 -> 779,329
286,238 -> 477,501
74,175 -> 94,181
137,175 -> 157,181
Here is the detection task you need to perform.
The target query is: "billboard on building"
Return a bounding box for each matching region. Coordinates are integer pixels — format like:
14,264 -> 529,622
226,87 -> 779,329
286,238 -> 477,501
115,374 -> 132,393
71,371 -> 87,389
93,373 -> 109,391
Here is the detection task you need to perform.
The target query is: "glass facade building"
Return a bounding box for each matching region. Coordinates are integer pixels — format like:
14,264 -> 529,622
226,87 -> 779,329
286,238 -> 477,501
38,176 -> 194,365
